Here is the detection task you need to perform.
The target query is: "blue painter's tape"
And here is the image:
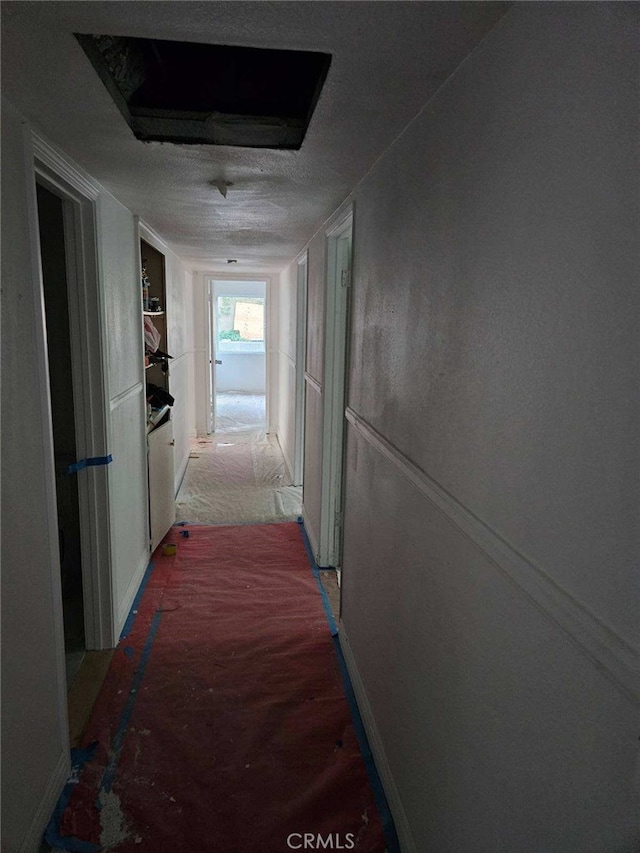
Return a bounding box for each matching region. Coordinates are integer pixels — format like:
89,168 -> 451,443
296,520 -> 339,636
43,745 -> 99,852
297,519 -> 400,853
119,560 -> 154,641
99,608 -> 163,798
332,635 -> 401,853
66,454 -> 113,475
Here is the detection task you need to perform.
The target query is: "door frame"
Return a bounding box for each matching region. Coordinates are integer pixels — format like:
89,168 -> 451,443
319,207 -> 353,570
30,133 -> 114,652
205,275 -> 272,434
293,253 -> 308,486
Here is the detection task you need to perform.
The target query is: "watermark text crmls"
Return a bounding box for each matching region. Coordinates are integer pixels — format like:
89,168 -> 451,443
286,833 -> 356,850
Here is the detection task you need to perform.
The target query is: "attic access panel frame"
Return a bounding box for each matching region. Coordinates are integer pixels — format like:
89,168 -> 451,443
75,34 -> 331,150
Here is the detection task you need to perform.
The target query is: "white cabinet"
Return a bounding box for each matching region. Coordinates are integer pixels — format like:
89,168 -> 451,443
147,418 -> 175,551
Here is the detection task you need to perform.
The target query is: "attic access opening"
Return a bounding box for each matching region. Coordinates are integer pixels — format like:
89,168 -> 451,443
74,34 -> 331,150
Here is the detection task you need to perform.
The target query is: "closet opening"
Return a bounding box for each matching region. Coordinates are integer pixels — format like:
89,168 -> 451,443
36,182 -> 86,686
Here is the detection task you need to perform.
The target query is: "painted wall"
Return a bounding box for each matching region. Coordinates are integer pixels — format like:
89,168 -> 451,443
1,99 -> 71,853
276,260 -> 297,476
182,269 -> 197,441
0,106 -> 196,851
301,232 -> 328,557
215,353 -> 266,394
316,5 -> 638,852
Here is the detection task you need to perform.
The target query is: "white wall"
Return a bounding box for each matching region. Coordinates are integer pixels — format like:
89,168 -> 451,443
0,105 -> 197,851
183,269 -> 196,440
305,4 -> 640,850
215,353 -> 266,394
1,99 -> 71,853
301,233 -> 327,557
276,260 -> 297,476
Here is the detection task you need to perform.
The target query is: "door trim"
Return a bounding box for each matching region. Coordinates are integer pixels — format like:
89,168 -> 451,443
319,207 -> 353,569
31,132 -> 115,651
294,253 -> 308,486
205,275 -> 272,433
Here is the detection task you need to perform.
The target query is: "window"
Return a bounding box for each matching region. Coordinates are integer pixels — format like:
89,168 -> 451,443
217,296 -> 265,354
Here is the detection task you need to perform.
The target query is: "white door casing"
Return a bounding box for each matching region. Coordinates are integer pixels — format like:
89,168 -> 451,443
294,254 -> 308,486
319,208 -> 353,571
32,133 -> 115,651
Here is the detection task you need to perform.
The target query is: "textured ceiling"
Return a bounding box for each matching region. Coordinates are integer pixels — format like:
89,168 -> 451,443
2,1 -> 508,271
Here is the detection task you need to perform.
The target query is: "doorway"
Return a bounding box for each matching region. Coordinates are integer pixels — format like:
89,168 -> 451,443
32,140 -> 115,666
36,183 -> 86,685
319,210 -> 353,577
208,280 -> 268,434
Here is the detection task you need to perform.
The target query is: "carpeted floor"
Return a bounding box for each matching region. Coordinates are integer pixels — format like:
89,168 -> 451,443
47,523 -> 391,853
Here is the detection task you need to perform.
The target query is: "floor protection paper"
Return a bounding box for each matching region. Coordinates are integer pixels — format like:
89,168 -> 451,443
176,431 -> 301,524
55,523 -> 387,852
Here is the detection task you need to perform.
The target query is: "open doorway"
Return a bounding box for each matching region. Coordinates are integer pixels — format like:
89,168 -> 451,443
31,144 -> 115,689
36,183 -> 86,685
209,280 -> 267,434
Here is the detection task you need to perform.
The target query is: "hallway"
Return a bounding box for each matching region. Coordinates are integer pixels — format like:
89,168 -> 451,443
3,4 -> 638,853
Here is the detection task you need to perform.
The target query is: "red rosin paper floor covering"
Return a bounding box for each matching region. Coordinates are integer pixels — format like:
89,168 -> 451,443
58,522 -> 387,852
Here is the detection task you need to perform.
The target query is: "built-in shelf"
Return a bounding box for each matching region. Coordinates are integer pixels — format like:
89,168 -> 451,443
143,310 -> 165,316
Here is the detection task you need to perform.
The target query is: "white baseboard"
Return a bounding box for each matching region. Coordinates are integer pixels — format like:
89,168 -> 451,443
116,551 -> 150,637
339,622 -> 417,853
19,749 -> 70,853
188,428 -> 197,438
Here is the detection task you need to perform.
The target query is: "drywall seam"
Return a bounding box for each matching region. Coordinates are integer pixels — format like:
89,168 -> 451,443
304,371 -> 322,395
116,552 -> 150,637
339,623 -> 418,853
109,381 -> 143,412
345,407 -> 640,705
19,750 -> 70,853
